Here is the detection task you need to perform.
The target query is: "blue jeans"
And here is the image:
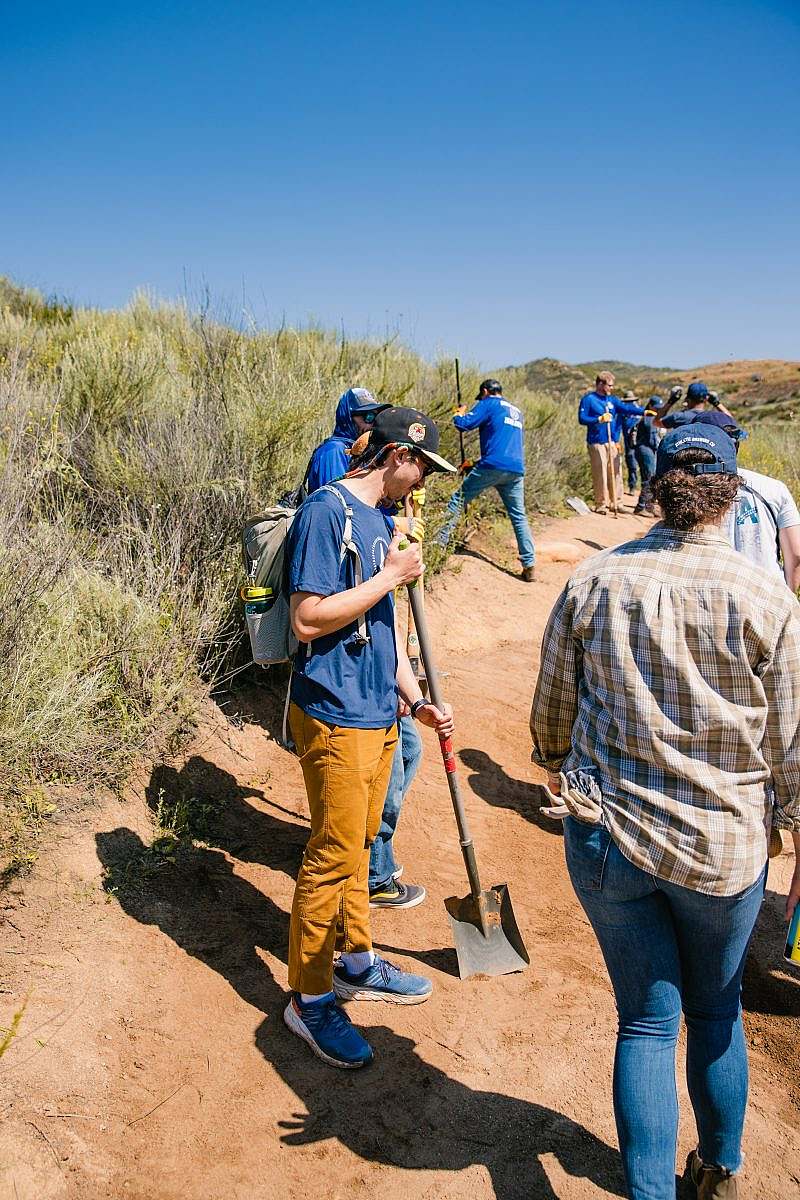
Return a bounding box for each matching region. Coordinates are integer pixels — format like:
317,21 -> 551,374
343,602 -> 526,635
368,716 -> 423,891
563,817 -> 765,1200
635,445 -> 656,510
623,427 -> 638,489
437,465 -> 535,567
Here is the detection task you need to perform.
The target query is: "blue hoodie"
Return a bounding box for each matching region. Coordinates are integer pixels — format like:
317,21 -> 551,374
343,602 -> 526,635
453,395 -> 526,474
307,390 -> 368,493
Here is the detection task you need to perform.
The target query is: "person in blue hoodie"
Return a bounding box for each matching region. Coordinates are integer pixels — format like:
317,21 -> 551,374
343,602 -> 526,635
306,388 -> 389,494
578,371 -> 645,513
434,379 -> 536,581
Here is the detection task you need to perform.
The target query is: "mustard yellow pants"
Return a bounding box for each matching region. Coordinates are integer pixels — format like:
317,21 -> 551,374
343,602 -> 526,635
288,703 -> 398,995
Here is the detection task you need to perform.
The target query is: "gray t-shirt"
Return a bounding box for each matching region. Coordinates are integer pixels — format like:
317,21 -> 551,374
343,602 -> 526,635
721,467 -> 800,582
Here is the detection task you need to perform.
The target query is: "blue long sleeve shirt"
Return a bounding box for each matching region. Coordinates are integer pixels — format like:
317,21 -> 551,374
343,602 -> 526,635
453,395 -> 526,474
578,391 -> 645,446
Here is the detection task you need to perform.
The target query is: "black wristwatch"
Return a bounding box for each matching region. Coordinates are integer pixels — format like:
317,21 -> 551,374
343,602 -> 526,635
410,698 -> 433,719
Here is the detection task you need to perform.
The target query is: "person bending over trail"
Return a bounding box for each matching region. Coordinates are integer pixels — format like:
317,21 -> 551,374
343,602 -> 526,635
531,423 -> 800,1200
434,379 -> 537,581
284,407 -> 456,1070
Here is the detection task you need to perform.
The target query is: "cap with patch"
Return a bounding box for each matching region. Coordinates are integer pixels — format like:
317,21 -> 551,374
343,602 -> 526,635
686,381 -> 709,402
369,406 -> 457,473
654,425 -> 738,479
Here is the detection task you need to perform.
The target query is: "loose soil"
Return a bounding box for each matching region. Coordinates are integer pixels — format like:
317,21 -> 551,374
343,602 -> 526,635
2,504 -> 798,1200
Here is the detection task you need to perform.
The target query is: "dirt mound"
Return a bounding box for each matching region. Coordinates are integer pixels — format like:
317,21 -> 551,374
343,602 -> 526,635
1,504 -> 798,1200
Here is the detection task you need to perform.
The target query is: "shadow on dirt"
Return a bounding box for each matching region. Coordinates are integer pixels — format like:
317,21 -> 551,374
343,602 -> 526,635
144,753 -> 308,876
459,748 -> 562,834
260,1021 -> 628,1200
454,546 -> 521,579
96,762 -> 629,1200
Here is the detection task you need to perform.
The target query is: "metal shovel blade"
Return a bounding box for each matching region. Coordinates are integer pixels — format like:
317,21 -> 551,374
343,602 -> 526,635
445,884 -> 530,980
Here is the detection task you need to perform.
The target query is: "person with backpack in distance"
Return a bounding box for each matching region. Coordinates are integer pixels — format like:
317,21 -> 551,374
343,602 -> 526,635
577,371 -> 644,514
632,396 -> 663,515
283,407 -> 456,1069
531,424 -> 800,1200
434,379 -> 537,581
305,397 -> 429,913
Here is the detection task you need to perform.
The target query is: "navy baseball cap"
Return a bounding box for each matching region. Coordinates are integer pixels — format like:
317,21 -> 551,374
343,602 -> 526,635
686,381 -> 709,402
689,409 -> 747,442
348,387 -> 390,417
654,425 -> 738,478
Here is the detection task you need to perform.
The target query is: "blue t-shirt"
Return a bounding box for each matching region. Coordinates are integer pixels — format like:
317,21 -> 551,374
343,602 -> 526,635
453,395 -> 525,474
286,483 -> 398,729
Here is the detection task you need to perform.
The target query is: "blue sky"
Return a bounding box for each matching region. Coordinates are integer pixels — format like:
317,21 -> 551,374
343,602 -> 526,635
2,0 -> 798,367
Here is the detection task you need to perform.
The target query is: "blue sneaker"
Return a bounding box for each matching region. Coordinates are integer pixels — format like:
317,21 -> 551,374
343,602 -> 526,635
283,994 -> 374,1069
333,955 -> 433,1005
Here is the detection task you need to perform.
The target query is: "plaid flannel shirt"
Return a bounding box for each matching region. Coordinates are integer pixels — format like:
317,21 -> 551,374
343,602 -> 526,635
531,524 -> 800,896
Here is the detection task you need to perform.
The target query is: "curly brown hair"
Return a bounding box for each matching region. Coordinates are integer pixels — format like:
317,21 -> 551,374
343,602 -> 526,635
651,449 -> 739,531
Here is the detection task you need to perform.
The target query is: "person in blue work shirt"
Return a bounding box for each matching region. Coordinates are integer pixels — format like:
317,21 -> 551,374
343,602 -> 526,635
577,371 -> 644,513
434,378 -> 537,582
633,396 -> 664,515
306,388 -> 389,494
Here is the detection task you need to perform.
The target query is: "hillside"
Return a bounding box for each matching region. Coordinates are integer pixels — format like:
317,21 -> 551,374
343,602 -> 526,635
504,356 -> 800,420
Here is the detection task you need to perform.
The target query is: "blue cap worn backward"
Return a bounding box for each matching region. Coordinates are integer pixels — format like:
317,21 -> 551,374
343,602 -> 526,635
654,425 -> 739,479
686,381 -> 709,402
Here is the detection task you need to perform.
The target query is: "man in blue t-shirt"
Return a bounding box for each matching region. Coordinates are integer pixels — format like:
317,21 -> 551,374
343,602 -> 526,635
577,371 -> 645,513
284,407 -> 456,1070
434,379 -> 537,581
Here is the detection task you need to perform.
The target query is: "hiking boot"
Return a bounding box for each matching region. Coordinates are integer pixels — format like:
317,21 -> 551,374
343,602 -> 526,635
333,955 -> 433,1004
368,880 -> 425,910
687,1150 -> 739,1199
520,565 -> 536,583
283,993 -> 374,1069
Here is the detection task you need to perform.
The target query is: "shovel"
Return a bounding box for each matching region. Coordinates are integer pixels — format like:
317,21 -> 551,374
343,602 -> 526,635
406,582 -> 530,980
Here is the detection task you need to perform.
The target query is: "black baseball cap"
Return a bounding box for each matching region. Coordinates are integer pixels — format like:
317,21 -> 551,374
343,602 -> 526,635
655,425 -> 738,479
369,407 -> 457,473
475,378 -> 502,400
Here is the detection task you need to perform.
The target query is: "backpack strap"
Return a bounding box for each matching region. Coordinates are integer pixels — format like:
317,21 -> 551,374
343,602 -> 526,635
739,480 -> 782,562
318,484 -> 370,645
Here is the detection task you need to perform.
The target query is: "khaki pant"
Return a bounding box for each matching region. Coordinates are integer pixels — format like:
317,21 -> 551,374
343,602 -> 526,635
588,441 -> 622,510
288,704 -> 398,995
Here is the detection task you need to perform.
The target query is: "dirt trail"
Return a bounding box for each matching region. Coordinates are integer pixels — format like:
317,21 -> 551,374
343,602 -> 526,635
2,504 -> 798,1200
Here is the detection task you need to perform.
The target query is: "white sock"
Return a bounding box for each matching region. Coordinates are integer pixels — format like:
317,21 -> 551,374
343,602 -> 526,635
299,990 -> 334,1005
340,950 -> 375,975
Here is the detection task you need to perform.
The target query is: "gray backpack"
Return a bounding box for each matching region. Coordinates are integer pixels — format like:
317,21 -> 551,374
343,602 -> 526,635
241,484 -> 367,667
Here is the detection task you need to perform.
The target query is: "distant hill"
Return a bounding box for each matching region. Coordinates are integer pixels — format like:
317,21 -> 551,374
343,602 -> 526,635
503,356 -> 800,422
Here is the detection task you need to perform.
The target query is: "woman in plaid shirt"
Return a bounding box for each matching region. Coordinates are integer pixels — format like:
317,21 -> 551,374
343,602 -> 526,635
531,425 -> 800,1200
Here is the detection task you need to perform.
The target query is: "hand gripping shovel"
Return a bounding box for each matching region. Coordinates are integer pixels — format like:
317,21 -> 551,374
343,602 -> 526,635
405,582 -> 530,980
